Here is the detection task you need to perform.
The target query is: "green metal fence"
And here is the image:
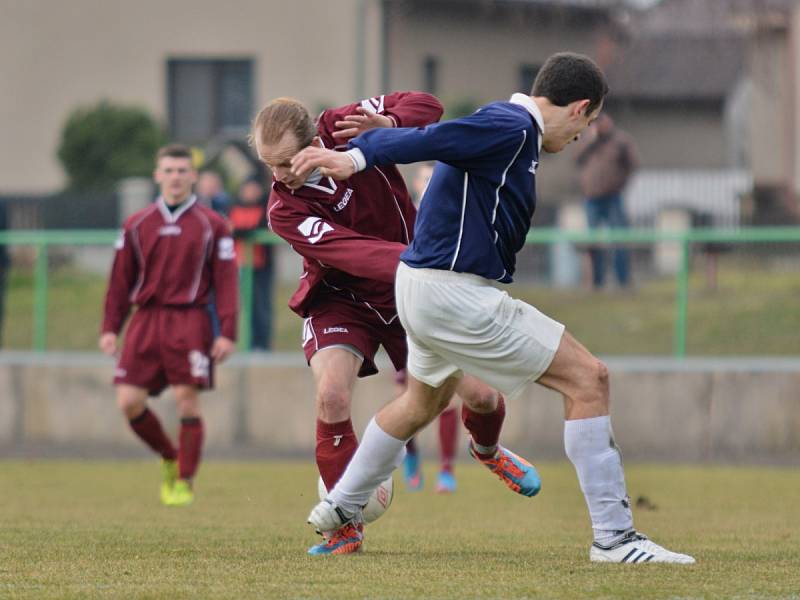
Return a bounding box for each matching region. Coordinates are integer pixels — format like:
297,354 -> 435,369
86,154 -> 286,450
2,227 -> 800,356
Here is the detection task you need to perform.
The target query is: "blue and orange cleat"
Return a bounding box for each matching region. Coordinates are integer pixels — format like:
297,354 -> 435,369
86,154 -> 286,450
307,522 -> 364,556
436,470 -> 457,494
403,451 -> 424,491
469,443 -> 541,497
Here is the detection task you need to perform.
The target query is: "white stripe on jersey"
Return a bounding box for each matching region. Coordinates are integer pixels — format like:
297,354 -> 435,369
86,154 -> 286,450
449,172 -> 469,271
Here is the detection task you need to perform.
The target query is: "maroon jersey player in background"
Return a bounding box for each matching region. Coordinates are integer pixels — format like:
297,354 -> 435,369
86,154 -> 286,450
99,144 -> 238,507
254,93 -> 512,555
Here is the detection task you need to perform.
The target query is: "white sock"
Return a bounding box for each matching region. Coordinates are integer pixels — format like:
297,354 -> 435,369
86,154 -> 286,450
328,418 -> 406,516
564,415 -> 633,545
472,442 -> 497,456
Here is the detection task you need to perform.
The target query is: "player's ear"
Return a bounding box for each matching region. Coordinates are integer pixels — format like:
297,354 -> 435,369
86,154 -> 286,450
573,99 -> 591,118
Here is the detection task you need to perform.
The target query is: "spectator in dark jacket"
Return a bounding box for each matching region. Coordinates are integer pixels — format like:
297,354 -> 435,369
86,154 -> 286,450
575,114 -> 640,289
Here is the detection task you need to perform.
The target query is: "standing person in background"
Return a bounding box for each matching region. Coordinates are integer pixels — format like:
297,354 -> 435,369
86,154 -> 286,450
229,176 -> 274,351
99,144 -> 238,507
196,170 -> 232,217
0,201 -> 9,346
400,162 -> 460,494
196,169 -> 232,337
574,113 -> 640,290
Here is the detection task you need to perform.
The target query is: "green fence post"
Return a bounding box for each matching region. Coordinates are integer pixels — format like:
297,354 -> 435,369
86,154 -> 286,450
673,236 -> 691,358
33,241 -> 49,351
238,241 -> 254,352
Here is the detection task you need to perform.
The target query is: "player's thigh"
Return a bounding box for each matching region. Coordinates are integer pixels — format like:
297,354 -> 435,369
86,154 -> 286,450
404,327 -> 462,390
115,309 -> 167,395
310,347 -> 362,394
406,280 -> 564,398
302,304 -> 381,376
535,329 -> 606,399
162,307 -> 215,390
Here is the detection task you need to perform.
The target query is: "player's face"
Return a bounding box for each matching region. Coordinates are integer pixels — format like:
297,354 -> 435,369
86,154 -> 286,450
154,157 -> 196,204
542,100 -> 603,153
258,132 -> 311,191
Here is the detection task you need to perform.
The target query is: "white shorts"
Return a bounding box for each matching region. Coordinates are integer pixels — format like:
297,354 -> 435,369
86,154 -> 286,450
396,263 -> 565,398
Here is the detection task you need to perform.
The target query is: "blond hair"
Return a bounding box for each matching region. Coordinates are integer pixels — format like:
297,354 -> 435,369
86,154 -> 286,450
251,97 -> 316,151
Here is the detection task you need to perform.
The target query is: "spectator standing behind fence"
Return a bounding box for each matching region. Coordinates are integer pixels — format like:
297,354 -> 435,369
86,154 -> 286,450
229,177 -> 274,351
574,113 -> 639,289
196,170 -> 232,217
196,170 -> 232,338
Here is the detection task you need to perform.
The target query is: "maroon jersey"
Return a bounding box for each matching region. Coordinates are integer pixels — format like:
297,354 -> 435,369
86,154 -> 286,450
268,91 -> 443,322
102,195 -> 239,339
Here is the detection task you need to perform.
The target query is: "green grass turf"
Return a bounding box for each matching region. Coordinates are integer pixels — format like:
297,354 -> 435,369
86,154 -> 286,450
0,460 -> 798,599
3,257 -> 800,354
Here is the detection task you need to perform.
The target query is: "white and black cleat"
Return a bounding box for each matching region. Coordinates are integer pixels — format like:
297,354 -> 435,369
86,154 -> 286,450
307,498 -> 353,534
590,530 -> 696,564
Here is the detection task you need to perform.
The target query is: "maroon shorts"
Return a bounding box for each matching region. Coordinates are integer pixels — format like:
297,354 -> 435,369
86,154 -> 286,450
302,297 -> 407,377
114,306 -> 214,396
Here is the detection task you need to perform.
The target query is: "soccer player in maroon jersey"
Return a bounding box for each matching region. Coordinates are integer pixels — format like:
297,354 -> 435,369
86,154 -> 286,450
99,144 -> 238,507
254,93 -> 524,555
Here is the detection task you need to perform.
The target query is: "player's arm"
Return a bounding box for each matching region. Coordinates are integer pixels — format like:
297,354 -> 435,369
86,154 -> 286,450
292,107 -> 526,179
99,228 -> 137,355
209,222 -> 238,362
270,204 -> 405,284
324,92 -> 444,143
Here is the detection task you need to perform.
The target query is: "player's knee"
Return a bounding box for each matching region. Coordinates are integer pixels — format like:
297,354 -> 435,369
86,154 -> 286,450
406,396 -> 444,428
176,399 -> 200,419
316,386 -> 352,421
455,376 -> 496,412
575,358 -> 609,406
116,394 -> 145,419
461,387 -> 496,413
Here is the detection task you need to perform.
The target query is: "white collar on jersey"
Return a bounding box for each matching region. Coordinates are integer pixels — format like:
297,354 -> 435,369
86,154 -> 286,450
156,194 -> 197,223
299,136 -> 338,195
509,93 -> 545,136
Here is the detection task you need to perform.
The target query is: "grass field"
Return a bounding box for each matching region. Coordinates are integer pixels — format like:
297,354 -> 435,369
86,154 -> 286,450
1,460 -> 798,599
3,257 -> 800,355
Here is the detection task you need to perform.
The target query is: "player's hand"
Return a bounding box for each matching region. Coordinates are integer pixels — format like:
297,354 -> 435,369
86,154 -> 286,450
99,332 -> 118,356
291,147 -> 355,181
211,336 -> 235,363
332,107 -> 394,141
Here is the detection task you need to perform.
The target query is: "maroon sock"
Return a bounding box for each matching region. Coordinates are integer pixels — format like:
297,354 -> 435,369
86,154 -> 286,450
462,394 -> 506,457
438,407 -> 459,473
178,417 -> 204,480
129,408 -> 177,460
316,418 -> 358,491
405,437 -> 418,455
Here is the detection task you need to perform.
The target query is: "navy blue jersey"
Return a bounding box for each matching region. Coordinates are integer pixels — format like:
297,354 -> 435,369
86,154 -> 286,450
349,94 -> 543,283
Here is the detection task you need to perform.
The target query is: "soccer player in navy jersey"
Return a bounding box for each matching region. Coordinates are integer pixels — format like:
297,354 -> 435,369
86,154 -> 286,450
296,53 -> 695,564
253,94 -> 538,555
100,144 -> 238,507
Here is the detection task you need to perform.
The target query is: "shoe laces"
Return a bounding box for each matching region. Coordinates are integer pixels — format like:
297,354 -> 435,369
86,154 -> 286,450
324,522 -> 362,547
492,450 -> 524,479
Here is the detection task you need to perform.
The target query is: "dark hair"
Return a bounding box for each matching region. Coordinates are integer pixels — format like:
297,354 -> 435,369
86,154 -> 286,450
155,143 -> 193,163
531,52 -> 609,115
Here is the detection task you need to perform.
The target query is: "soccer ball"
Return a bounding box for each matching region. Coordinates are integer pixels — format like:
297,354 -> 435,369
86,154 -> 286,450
317,475 -> 394,524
